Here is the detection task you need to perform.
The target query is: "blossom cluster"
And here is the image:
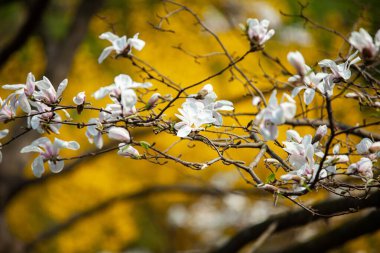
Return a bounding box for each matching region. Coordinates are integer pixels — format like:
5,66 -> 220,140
0,18 -> 377,203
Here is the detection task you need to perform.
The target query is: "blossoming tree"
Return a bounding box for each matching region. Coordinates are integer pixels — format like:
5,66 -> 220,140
0,0 -> 380,252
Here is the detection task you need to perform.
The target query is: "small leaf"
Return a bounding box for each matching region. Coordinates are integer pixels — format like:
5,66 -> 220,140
140,141 -> 151,149
265,173 -> 276,183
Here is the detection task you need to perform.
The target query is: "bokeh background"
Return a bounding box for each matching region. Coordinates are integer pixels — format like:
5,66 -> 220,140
0,0 -> 380,252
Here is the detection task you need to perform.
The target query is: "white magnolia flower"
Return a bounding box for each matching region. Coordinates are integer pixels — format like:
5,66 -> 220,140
29,102 -> 62,134
98,32 -> 145,63
20,137 -> 80,177
117,144 -> 140,158
323,144 -> 349,174
319,51 -> 361,82
2,72 -> 38,113
86,118 -> 104,149
246,18 -> 275,48
186,84 -> 234,126
282,134 -> 318,181
349,28 -> 380,60
356,138 -> 380,155
254,90 -> 296,140
175,101 -> 215,137
34,76 -> 68,105
93,74 -> 151,100
0,129 -> 9,163
347,157 -> 373,179
73,91 -> 86,105
288,51 -> 327,105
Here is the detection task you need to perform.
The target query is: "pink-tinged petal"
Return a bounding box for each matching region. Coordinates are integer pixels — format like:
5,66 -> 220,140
375,29 -> 380,47
18,93 -> 31,113
369,142 -> 380,153
56,79 -> 68,98
32,156 -> 45,177
2,84 -> 26,90
48,160 -> 64,173
108,127 -> 130,142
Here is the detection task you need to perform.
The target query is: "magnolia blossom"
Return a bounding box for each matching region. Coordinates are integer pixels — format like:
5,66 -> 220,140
20,137 -> 80,177
175,101 -> 215,137
33,76 -> 68,104
73,91 -> 86,105
254,90 -> 296,140
288,51 -> 327,105
0,94 -> 17,123
281,133 -> 318,182
356,138 -> 380,158
117,144 -> 140,158
246,18 -> 275,48
29,102 -> 62,134
186,84 -> 234,126
349,28 -> 380,60
318,51 -> 360,96
2,72 -> 38,113
0,129 -> 9,163
146,93 -> 161,109
93,74 -> 151,117
98,32 -> 145,63
347,157 -> 373,179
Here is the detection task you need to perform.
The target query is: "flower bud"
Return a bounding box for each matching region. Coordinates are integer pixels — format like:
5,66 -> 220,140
369,142 -> 380,153
117,145 -> 140,159
108,127 -> 130,143
146,93 -> 160,109
287,51 -> 306,77
312,125 -> 327,143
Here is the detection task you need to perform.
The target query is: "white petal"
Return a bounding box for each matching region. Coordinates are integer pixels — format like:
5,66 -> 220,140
2,84 -> 26,90
98,46 -> 114,64
48,160 -> 65,173
56,79 -> 68,98
304,88 -> 315,105
32,156 -> 45,177
177,125 -> 192,137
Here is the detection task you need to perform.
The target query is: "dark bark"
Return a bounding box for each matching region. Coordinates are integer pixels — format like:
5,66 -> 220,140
0,0 -> 50,68
211,191 -> 380,253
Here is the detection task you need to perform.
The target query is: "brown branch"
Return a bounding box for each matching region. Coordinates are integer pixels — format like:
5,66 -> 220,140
24,184 -> 256,252
210,190 -> 380,253
267,209 -> 380,253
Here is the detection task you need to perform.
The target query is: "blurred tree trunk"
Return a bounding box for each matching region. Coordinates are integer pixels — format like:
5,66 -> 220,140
0,0 -> 103,252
